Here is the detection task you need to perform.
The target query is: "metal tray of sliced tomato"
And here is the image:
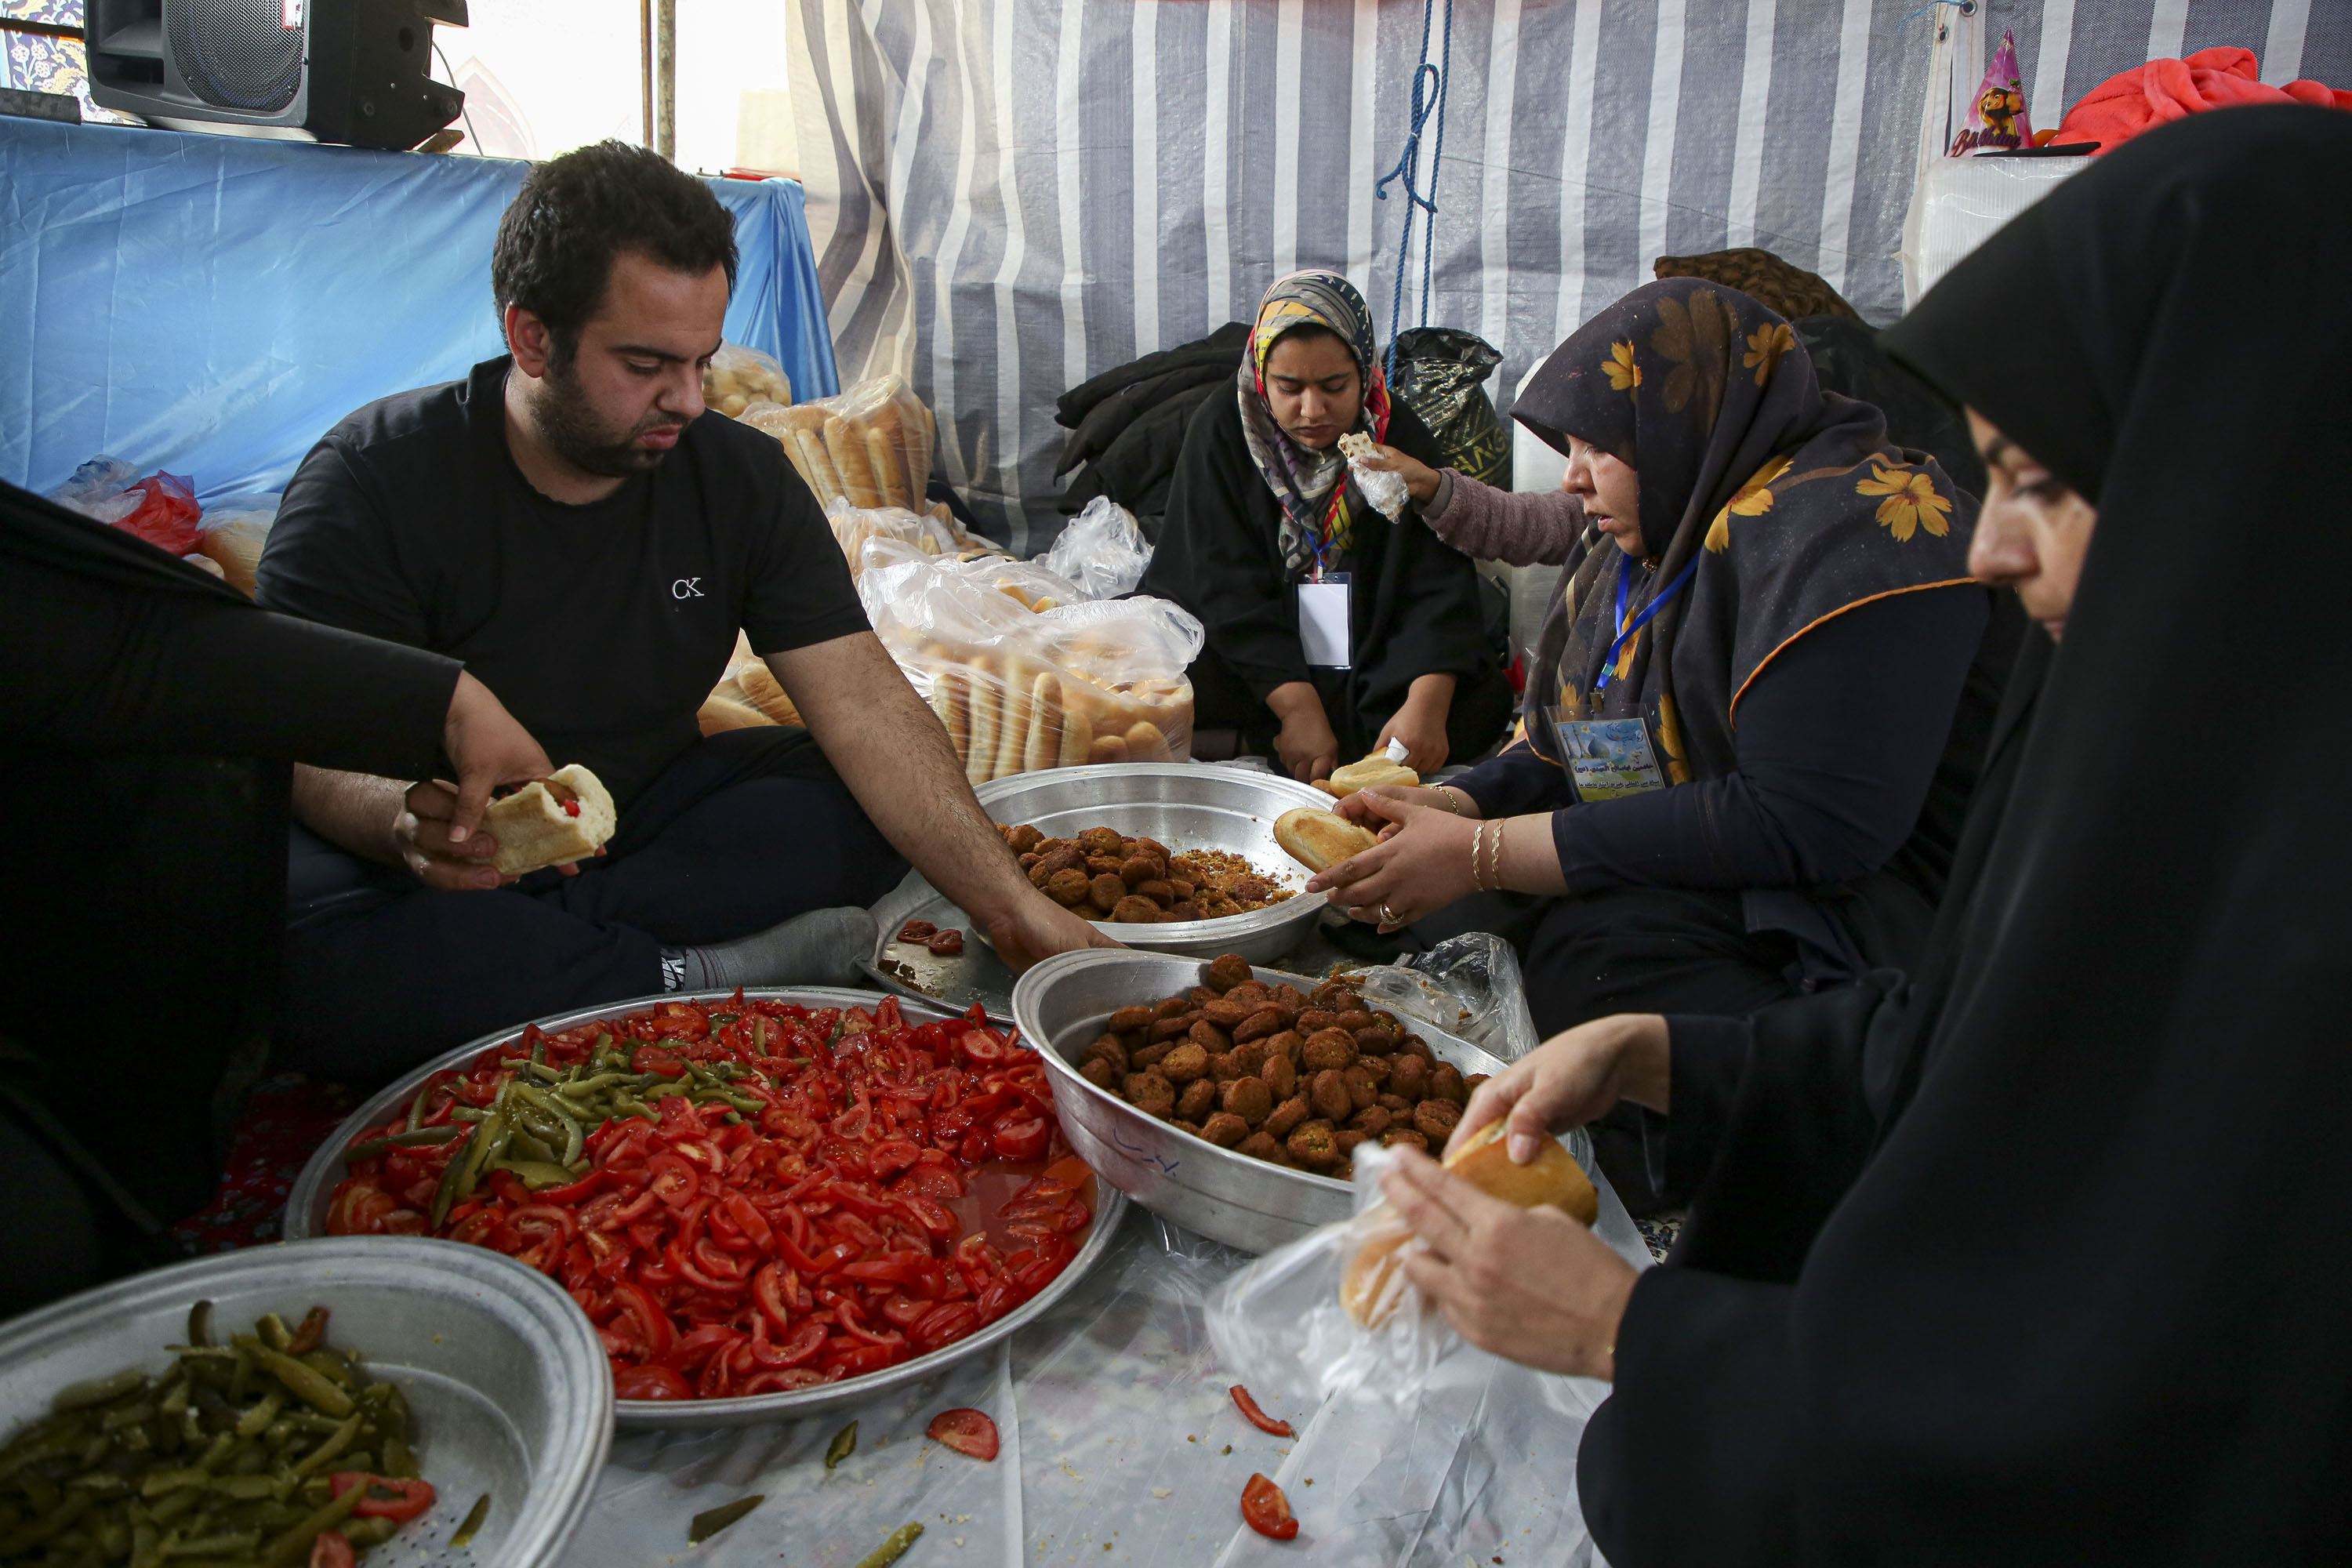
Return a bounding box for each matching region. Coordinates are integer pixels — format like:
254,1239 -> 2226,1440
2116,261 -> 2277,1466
285,988 -> 1123,1428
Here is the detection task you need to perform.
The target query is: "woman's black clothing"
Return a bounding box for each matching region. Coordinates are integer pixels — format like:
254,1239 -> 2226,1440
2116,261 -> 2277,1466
1577,106 -> 2352,1566
2,479 -> 456,1315
1142,394 -> 1505,760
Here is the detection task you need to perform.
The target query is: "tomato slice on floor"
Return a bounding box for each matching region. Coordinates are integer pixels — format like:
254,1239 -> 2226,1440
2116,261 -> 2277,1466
925,1408 -> 1000,1461
1240,1473 -> 1298,1541
1229,1385 -> 1295,1437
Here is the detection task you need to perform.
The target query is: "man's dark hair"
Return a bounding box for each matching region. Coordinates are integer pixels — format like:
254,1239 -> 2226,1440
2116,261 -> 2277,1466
492,140 -> 739,357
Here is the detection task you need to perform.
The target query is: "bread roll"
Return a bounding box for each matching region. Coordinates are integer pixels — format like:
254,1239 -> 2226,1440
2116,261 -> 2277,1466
697,693 -> 775,735
1327,755 -> 1420,794
1341,1122 -> 1598,1327
990,659 -> 1033,781
1058,707 -> 1094,768
735,661 -> 802,726
784,428 -> 844,502
1087,735 -> 1129,767
864,425 -> 908,509
964,656 -> 1001,784
1273,808 -> 1380,873
931,666 -> 972,764
485,764 -> 618,877
1123,720 -> 1168,764
824,415 -> 884,508
1023,672 -> 1065,774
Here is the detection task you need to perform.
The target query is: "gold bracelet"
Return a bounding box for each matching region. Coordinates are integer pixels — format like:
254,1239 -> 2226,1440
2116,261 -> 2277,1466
1433,785 -> 1465,816
1470,822 -> 1488,892
1486,816 -> 1507,892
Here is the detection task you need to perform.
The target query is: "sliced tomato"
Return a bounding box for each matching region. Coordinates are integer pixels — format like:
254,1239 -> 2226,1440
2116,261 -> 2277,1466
613,1363 -> 692,1400
328,1473 -> 437,1523
309,1530 -> 354,1568
1240,1473 -> 1298,1541
989,1112 -> 1051,1163
925,1408 -> 1000,1461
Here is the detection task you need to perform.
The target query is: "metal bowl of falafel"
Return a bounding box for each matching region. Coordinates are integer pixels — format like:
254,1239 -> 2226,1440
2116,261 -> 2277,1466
975,764 -> 1337,964
1011,947 -> 1505,1254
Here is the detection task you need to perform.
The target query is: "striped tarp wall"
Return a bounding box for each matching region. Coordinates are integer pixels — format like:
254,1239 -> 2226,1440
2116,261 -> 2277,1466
786,0 -> 2338,552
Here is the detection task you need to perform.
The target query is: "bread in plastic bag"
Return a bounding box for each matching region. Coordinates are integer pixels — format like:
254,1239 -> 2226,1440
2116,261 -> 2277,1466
196,494 -> 280,597
856,539 -> 1201,782
1337,433 -> 1412,521
702,341 -> 793,418
744,373 -> 937,514
826,499 -> 962,578
1040,495 -> 1154,601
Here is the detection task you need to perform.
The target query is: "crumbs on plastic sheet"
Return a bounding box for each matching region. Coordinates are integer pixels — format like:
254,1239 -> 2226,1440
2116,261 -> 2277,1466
1151,1489 -> 1171,1499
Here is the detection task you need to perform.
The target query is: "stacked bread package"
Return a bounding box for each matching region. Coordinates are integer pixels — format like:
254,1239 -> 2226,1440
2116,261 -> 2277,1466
857,539 -> 1202,784
743,372 -> 938,514
702,342 -> 793,418
827,503 -> 966,579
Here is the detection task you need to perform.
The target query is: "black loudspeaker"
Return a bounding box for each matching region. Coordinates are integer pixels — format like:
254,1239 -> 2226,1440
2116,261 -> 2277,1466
86,1 -> 467,151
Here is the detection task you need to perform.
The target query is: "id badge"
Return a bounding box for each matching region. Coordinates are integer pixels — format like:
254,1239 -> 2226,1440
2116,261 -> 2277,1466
1298,573 -> 1352,668
1549,708 -> 1668,801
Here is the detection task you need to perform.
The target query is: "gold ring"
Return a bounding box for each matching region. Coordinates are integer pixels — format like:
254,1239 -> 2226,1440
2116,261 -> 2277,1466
1378,903 -> 1399,924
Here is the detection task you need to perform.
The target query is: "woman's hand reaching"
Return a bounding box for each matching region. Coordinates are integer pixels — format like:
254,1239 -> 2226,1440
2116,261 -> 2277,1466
1353,444 -> 1443,505
1306,787 -> 1479,932
1451,1013 -> 1672,1164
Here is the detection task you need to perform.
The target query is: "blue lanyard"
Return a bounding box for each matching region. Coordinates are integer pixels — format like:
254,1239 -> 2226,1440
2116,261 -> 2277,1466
1592,554 -> 1698,693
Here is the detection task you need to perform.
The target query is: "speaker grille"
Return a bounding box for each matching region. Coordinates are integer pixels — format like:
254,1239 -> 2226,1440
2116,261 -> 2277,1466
168,0 -> 305,114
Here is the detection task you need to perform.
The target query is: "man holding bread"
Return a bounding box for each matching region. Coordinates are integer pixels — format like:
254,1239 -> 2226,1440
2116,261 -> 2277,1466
257,141 -> 1109,1079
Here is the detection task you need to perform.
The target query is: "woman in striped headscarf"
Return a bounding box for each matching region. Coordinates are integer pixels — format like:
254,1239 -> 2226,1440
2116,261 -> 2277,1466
1141,270 -> 1513,781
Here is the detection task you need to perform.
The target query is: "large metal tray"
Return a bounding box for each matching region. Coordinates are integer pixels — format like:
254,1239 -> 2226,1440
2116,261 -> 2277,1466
285,988 -> 1127,1429
0,1239 -> 611,1568
1011,949 -> 1511,1254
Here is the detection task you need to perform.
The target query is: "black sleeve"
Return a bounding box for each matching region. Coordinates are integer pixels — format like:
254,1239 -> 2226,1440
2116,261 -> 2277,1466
1578,1270 -> 1799,1568
253,438 -> 435,644
1142,396 -> 1313,701
2,553 -> 456,775
1650,1014 -> 1753,1200
1450,739 -> 1573,818
740,442 -> 871,655
1547,584 -> 1988,892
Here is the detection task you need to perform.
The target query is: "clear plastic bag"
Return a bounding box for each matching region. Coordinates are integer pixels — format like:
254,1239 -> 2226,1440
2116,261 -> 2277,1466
702,341 -> 793,419
701,631 -> 803,734
1205,1142 -> 1457,1406
1345,448 -> 1411,521
825,499 -> 962,578
1350,932 -> 1541,1065
857,539 -> 1201,782
1040,495 -> 1153,601
44,453 -> 142,521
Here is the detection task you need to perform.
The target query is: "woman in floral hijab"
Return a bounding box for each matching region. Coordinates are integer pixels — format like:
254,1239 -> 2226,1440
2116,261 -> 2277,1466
1142,270 -> 1512,779
1310,279 -> 2020,1208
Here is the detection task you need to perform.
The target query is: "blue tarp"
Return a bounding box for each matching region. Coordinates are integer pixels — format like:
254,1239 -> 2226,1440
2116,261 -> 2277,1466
0,120 -> 838,505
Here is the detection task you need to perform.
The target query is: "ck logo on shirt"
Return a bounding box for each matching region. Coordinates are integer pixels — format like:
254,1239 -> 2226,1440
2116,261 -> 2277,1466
671,577 -> 705,599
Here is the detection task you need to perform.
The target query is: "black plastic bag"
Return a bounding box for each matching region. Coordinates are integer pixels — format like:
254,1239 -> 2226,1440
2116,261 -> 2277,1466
1388,328 -> 1511,488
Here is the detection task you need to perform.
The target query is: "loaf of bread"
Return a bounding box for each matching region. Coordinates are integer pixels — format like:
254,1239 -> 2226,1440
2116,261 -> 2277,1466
1341,1121 -> 1598,1328
1273,808 -> 1380,873
485,764 -> 617,877
1323,753 -> 1419,795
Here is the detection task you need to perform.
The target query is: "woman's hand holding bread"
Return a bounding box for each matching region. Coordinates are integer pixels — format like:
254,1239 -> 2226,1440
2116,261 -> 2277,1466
1306,788 -> 1479,932
1381,1143 -> 1637,1379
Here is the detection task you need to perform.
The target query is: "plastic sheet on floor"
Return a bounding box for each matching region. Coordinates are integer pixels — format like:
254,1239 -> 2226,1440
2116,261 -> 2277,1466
561,1182 -> 1646,1566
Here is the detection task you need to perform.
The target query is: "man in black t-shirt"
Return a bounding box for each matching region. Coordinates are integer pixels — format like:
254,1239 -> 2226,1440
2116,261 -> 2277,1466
257,142 -> 1109,1077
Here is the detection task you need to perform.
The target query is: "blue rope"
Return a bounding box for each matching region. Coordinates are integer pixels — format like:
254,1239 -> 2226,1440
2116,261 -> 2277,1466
1374,0 -> 1455,381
